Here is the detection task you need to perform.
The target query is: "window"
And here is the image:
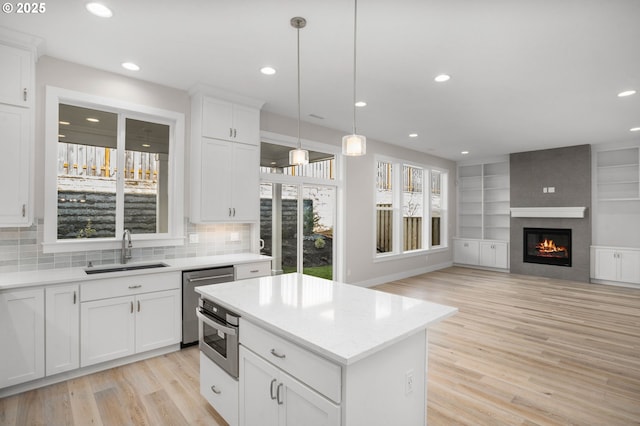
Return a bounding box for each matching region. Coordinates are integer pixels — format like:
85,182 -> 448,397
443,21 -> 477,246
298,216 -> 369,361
44,87 -> 184,252
375,158 -> 447,258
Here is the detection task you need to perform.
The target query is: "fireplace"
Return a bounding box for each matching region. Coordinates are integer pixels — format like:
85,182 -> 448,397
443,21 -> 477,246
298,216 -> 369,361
523,228 -> 572,267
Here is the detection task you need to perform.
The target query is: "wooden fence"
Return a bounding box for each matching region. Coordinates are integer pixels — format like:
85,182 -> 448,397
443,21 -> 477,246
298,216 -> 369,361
376,205 -> 423,252
57,142 -> 159,182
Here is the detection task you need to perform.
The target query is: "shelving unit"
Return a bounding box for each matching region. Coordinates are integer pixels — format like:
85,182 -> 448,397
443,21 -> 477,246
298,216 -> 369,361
457,160 -> 510,241
595,147 -> 640,201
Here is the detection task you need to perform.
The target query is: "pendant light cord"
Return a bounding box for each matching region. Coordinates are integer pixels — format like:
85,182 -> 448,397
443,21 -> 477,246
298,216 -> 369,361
352,0 -> 358,135
297,24 -> 302,149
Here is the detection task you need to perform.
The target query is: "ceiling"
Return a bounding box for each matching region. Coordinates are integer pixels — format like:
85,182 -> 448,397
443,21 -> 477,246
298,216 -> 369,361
1,0 -> 639,161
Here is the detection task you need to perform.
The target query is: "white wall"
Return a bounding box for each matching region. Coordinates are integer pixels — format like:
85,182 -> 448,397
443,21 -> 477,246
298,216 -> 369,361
261,111 -> 457,286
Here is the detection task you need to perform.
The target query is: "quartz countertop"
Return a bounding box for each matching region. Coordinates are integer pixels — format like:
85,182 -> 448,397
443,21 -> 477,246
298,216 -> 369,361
0,253 -> 271,290
196,273 -> 457,365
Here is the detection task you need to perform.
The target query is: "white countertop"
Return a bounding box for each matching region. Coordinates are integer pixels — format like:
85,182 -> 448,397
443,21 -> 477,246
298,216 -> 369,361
0,253 -> 271,290
196,273 -> 457,365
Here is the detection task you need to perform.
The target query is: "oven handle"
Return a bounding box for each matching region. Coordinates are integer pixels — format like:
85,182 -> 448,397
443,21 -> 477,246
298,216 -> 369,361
196,309 -> 238,337
187,274 -> 234,283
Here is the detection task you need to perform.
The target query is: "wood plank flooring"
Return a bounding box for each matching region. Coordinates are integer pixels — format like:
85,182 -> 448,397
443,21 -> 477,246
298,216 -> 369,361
1,267 -> 639,425
376,267 -> 640,426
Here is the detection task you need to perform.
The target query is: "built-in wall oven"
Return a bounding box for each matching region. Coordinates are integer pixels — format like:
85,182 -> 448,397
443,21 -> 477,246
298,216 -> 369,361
197,297 -> 240,378
182,266 -> 235,346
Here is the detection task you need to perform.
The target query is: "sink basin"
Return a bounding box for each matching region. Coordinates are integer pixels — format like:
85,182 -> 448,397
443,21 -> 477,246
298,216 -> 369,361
84,262 -> 168,275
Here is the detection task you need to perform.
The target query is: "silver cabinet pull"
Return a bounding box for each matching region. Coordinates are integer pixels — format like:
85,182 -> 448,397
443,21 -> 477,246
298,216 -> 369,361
23,88 -> 27,101
130,301 -> 133,313
22,204 -> 26,217
229,128 -> 233,137
73,291 -> 77,305
187,274 -> 234,283
128,285 -> 142,289
211,385 -> 221,395
270,379 -> 277,400
270,349 -> 286,359
137,300 -> 141,312
233,128 -> 237,138
232,208 -> 236,217
229,208 -> 232,217
250,270 -> 259,273
276,383 -> 284,405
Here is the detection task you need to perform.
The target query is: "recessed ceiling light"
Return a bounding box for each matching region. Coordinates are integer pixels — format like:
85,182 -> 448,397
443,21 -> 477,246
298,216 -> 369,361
142,143 -> 151,148
355,101 -> 367,107
260,66 -> 276,75
58,134 -> 66,138
121,62 -> 140,71
86,2 -> 112,18
630,127 -> 640,132
409,133 -> 418,138
435,74 -> 451,83
618,90 -> 636,97
59,120 -> 70,125
86,117 -> 100,123
270,161 -> 277,165
461,150 -> 469,155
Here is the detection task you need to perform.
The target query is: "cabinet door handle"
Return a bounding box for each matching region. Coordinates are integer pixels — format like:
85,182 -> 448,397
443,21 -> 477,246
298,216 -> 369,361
232,208 -> 236,217
228,208 -> 232,217
250,269 -> 259,273
269,378 -> 277,400
270,349 -> 286,359
22,204 -> 26,217
73,291 -> 77,305
276,383 -> 284,405
233,128 -> 237,138
130,301 -> 134,313
23,88 -> 27,102
211,385 -> 222,395
137,300 -> 141,312
229,128 -> 233,137
128,285 -> 142,289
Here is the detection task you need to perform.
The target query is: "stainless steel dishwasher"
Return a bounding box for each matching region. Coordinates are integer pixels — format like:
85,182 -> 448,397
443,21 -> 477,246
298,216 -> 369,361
182,266 -> 235,347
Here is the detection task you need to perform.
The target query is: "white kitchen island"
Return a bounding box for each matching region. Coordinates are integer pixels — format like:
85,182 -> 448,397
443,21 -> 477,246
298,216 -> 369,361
196,273 -> 457,426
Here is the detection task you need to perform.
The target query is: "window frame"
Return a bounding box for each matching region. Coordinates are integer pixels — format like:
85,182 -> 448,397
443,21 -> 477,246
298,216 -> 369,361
43,86 -> 184,253
373,155 -> 448,261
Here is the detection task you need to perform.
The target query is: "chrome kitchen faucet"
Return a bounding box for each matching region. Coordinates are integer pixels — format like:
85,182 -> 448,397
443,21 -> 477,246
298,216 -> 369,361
122,229 -> 132,264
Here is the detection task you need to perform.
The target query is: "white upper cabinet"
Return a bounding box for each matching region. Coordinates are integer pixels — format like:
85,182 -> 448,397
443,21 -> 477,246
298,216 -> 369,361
191,92 -> 263,223
0,41 -> 34,227
0,43 -> 33,108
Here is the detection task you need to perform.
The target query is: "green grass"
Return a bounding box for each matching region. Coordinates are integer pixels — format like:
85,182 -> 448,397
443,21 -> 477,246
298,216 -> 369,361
282,265 -> 333,280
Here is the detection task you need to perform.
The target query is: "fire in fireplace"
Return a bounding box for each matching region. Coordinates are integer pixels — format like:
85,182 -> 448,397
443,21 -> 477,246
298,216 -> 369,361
523,227 -> 572,267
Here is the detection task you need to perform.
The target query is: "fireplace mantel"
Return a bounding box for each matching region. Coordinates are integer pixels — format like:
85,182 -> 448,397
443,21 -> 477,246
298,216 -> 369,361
510,207 -> 586,218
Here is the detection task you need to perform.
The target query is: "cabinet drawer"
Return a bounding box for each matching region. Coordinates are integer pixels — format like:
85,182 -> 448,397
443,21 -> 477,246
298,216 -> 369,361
235,261 -> 271,280
240,319 -> 341,403
81,271 -> 181,302
200,352 -> 238,426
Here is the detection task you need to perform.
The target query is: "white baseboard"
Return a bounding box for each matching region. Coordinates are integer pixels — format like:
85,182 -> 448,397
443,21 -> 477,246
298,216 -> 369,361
590,278 -> 640,289
351,261 -> 453,288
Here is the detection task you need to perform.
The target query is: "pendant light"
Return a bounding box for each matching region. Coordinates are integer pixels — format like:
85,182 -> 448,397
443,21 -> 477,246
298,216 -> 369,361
342,0 -> 366,156
289,17 -> 310,166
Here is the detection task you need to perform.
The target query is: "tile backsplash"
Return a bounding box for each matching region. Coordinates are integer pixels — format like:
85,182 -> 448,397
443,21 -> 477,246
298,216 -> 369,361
0,218 -> 253,273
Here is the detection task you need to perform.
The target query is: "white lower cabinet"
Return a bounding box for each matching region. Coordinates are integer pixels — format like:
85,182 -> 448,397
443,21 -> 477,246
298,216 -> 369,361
454,238 -> 509,269
45,284 -> 79,375
239,346 -> 340,426
0,288 -> 44,388
200,352 -> 239,426
479,241 -> 509,269
80,271 -> 181,367
593,246 -> 640,285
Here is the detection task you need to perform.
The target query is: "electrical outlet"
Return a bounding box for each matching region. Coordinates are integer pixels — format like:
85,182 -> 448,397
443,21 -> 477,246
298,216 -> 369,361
405,370 -> 414,395
548,187 -> 555,193
543,187 -> 548,193
189,233 -> 199,243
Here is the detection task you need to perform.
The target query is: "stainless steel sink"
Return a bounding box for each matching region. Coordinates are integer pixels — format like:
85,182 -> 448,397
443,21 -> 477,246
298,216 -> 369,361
84,262 -> 168,274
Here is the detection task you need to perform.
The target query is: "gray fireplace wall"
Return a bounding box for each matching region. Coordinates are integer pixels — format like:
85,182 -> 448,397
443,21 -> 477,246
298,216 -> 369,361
510,145 -> 591,282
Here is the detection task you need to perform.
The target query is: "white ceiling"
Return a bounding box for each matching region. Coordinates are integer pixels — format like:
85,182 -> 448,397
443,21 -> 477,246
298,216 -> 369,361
1,0 -> 639,161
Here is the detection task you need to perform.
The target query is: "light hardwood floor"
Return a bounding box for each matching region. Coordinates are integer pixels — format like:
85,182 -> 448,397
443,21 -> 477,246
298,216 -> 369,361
1,267 -> 639,425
